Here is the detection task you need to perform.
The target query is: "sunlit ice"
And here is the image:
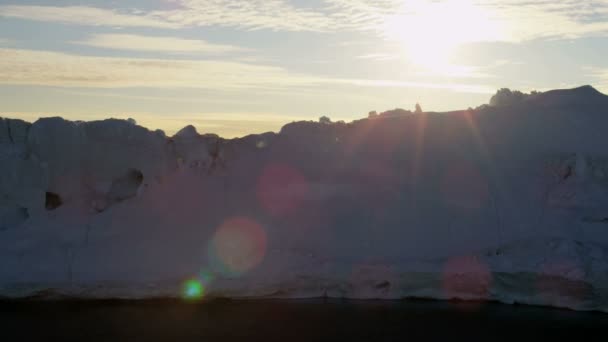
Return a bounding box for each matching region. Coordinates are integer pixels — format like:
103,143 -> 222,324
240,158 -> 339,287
382,0 -> 505,73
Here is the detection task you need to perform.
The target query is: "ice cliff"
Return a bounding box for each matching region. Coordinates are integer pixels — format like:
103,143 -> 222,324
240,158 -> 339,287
2,86 -> 608,312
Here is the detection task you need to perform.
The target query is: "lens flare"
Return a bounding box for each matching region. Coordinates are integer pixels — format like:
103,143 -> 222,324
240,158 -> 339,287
257,163 -> 308,217
536,259 -> 588,308
183,279 -> 204,300
199,270 -> 215,286
443,255 -> 492,301
209,217 -> 267,276
256,140 -> 267,149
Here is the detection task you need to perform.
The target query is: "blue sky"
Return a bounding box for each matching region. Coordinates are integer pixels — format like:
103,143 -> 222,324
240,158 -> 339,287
1,0 -> 608,137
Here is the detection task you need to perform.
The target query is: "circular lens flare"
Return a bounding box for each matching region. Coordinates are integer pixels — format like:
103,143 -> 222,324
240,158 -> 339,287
209,217 -> 267,276
443,255 -> 492,301
183,279 -> 204,300
257,163 -> 308,217
536,259 -> 587,309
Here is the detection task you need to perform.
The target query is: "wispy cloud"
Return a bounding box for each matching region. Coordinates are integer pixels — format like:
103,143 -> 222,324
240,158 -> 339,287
73,34 -> 248,54
343,79 -> 494,94
0,48 -> 309,90
3,1 -> 608,42
353,0 -> 608,41
356,53 -> 401,62
153,0 -> 334,31
50,89 -> 256,105
0,48 -> 492,94
489,0 -> 608,41
0,5 -> 178,28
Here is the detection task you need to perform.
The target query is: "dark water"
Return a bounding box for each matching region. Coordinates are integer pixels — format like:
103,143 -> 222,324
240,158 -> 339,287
1,299 -> 607,341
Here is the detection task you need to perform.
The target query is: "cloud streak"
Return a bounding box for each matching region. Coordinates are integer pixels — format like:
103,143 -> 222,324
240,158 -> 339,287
0,48 -> 305,90
0,5 -> 178,28
0,48 -> 492,93
343,79 -> 494,94
356,53 -> 401,62
488,0 -> 608,41
74,34 -> 248,54
153,0 -> 335,32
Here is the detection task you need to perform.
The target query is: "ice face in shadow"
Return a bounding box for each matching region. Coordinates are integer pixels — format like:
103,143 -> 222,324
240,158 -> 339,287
1,86 -> 608,312
0,205 -> 29,231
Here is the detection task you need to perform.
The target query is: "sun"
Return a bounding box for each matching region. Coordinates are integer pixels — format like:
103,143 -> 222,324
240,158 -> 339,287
382,0 -> 503,72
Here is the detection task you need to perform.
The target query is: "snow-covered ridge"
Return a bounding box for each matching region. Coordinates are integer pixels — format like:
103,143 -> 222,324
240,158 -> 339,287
2,86 -> 608,312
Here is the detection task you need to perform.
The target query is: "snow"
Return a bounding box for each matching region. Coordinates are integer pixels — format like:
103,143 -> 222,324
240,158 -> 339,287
1,86 -> 608,312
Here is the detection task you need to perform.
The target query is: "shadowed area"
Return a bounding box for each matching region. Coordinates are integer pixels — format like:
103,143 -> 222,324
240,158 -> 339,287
2,86 -> 608,312
1,299 -> 607,341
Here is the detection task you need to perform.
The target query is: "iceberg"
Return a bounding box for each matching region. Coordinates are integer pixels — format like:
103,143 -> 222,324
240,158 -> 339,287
1,86 -> 608,312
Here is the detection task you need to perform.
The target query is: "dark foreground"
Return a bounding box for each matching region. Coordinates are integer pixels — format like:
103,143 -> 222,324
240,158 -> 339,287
1,299 -> 607,341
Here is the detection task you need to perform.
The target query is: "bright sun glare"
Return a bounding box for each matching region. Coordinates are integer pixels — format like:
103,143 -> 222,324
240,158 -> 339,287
383,0 -> 503,73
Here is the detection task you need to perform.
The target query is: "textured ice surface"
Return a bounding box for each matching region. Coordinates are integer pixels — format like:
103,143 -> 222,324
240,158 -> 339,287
2,86 -> 608,312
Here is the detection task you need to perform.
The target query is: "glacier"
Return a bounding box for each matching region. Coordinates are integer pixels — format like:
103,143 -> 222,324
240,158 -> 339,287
1,86 -> 608,312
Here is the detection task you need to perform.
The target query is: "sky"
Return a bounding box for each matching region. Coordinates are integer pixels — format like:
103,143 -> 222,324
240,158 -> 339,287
1,0 -> 608,137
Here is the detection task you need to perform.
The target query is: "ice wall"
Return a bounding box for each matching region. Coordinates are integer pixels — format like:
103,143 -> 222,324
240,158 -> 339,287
1,86 -> 608,311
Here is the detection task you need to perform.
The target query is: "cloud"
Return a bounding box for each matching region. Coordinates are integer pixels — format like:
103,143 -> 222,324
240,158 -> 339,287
489,0 -> 608,41
152,0 -> 335,31
335,0 -> 608,41
3,1 -> 608,42
0,48 -> 310,90
0,48 -> 493,94
356,53 -> 401,61
343,79 -> 494,94
73,34 -> 248,54
0,5 -> 178,28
